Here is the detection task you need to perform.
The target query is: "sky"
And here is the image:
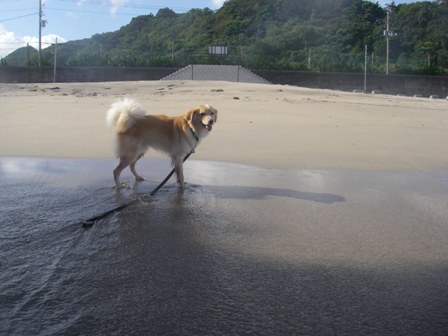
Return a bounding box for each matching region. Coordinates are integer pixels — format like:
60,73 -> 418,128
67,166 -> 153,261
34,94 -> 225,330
0,0 -> 420,58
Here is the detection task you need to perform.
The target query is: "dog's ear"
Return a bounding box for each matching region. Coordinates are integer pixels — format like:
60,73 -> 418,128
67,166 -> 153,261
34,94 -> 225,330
186,107 -> 200,122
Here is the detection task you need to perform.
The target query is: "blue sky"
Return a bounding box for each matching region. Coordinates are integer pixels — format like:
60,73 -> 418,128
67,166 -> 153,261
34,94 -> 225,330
0,0 -> 419,58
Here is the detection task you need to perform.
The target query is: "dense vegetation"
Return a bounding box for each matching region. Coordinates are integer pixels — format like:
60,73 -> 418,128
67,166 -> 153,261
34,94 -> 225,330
3,0 -> 448,74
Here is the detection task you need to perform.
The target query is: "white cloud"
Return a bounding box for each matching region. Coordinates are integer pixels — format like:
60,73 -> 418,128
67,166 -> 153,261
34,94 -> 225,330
211,0 -> 225,8
23,34 -> 66,49
110,0 -> 129,16
66,11 -> 79,19
0,25 -> 65,58
74,0 -> 127,15
0,25 -> 22,58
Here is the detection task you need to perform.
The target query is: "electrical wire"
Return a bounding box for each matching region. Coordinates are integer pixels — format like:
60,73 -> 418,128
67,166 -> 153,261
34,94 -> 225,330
46,7 -> 138,16
0,0 -> 30,3
1,8 -> 36,12
0,13 -> 38,23
1,0 -> 202,21
54,0 -> 192,12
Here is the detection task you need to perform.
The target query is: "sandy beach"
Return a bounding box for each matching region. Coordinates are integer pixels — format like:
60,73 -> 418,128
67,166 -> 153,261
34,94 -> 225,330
1,80 -> 447,170
1,81 -> 448,335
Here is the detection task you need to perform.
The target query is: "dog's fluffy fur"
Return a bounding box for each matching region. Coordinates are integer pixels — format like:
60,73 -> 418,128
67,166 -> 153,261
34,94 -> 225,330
106,98 -> 217,189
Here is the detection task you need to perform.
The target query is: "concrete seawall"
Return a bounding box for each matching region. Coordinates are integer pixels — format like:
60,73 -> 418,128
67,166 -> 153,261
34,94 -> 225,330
254,70 -> 448,98
1,66 -> 447,97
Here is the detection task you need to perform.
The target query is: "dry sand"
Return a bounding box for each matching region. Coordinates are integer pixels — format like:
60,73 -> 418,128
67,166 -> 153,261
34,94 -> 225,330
1,80 -> 447,171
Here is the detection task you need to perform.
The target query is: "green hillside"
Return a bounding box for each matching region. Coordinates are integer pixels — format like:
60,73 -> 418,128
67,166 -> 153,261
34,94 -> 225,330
3,45 -> 38,66
3,0 -> 448,74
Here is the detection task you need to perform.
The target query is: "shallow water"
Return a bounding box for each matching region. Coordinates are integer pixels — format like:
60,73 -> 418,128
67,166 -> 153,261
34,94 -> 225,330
1,158 -> 448,335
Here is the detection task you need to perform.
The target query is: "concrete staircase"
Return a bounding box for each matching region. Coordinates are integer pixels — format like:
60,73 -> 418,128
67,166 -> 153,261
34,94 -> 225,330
162,64 -> 270,84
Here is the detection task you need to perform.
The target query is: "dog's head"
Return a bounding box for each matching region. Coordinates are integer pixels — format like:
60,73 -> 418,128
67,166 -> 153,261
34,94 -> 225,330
187,104 -> 218,133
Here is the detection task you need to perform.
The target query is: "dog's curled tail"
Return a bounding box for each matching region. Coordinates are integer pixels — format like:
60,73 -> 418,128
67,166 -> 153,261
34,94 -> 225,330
106,98 -> 145,134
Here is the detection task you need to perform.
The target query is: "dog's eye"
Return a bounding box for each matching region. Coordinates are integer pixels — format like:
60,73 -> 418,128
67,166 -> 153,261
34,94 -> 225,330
210,112 -> 214,116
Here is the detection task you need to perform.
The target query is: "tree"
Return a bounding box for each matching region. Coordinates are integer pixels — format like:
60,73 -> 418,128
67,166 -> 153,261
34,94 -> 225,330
4,0 -> 447,74
156,8 -> 177,18
337,0 -> 384,53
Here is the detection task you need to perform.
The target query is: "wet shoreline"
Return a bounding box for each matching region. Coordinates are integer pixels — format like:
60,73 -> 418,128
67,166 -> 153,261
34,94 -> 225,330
1,157 -> 448,335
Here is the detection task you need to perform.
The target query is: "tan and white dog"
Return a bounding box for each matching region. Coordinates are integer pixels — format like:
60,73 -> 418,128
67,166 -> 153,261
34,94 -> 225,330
106,98 -> 217,189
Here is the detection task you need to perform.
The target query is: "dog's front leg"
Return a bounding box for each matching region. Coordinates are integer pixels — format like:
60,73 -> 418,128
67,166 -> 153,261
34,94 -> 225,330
113,158 -> 130,189
171,156 -> 185,189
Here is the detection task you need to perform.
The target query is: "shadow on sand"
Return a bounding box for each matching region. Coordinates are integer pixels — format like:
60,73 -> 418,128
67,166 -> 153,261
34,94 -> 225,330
198,185 -> 345,204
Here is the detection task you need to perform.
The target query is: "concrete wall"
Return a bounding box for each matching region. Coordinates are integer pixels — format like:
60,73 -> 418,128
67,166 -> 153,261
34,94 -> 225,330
254,70 -> 448,97
1,66 -> 447,97
0,67 -> 175,83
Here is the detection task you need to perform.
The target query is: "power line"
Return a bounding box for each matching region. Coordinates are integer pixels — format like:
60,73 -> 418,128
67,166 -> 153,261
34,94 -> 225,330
0,12 -> 38,23
46,7 -> 140,16
1,8 -> 36,12
54,0 -> 193,12
0,1 -> 199,23
0,42 -> 29,45
0,41 -> 54,45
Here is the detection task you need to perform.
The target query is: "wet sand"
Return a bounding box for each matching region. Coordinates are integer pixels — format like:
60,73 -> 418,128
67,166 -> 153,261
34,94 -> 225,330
1,157 -> 448,335
1,81 -> 448,335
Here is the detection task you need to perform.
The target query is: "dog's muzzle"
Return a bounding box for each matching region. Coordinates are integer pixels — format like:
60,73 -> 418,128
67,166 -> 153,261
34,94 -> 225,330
203,120 -> 214,132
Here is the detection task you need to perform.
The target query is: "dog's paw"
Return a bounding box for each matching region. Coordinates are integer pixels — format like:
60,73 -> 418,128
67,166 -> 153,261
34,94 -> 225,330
177,181 -> 186,191
114,182 -> 129,190
135,176 -> 145,182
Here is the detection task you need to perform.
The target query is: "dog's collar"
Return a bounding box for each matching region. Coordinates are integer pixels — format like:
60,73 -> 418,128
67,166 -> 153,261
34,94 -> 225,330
189,125 -> 199,143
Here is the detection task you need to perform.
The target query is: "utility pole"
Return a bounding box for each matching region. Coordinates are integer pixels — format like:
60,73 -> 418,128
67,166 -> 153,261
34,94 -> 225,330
38,0 -> 47,66
386,6 -> 389,75
308,48 -> 311,70
53,38 -> 57,83
384,5 -> 395,75
38,0 -> 42,66
364,45 -> 368,93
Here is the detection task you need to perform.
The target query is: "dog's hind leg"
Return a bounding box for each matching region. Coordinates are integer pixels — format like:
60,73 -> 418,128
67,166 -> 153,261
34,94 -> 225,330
113,157 -> 131,189
130,153 -> 145,182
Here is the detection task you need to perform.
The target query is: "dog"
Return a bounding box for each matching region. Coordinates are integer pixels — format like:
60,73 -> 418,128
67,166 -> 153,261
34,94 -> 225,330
106,98 -> 217,189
